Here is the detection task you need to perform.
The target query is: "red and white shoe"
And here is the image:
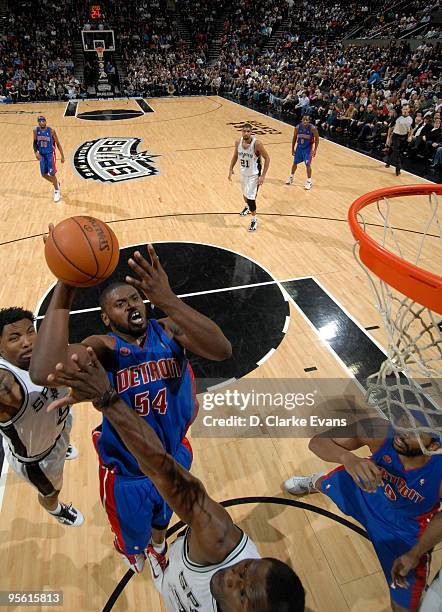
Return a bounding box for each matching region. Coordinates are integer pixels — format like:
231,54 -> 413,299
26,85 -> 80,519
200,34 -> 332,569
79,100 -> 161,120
146,541 -> 168,588
114,538 -> 145,573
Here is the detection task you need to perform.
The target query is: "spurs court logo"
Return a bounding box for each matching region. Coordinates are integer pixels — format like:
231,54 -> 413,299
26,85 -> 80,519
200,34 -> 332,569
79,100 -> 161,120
227,120 -> 281,135
73,137 -> 159,183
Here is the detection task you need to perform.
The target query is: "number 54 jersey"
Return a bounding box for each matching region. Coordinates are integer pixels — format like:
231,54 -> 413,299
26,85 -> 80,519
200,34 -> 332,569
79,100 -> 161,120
98,319 -> 197,477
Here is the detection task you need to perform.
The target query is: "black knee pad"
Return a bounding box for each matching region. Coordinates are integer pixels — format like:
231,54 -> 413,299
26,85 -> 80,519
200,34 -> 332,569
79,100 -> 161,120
247,199 -> 256,212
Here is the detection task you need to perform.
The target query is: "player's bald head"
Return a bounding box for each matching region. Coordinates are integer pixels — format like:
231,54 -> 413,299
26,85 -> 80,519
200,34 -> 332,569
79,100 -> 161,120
99,282 -> 132,310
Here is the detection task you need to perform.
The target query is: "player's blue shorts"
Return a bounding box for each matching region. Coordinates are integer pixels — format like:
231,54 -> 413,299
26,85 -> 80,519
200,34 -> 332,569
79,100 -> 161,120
39,151 -> 56,176
93,429 -> 193,555
320,467 -> 430,610
294,146 -> 313,166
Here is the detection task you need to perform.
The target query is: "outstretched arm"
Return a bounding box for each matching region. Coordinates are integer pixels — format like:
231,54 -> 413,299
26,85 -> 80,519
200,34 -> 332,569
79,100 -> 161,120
30,279 -> 111,384
103,397 -> 240,564
47,350 -> 241,565
126,246 -> 232,361
30,281 -> 77,384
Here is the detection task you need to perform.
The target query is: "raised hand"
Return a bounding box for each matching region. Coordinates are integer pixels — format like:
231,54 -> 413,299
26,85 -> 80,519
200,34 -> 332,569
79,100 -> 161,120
46,348 -> 112,412
126,245 -> 176,309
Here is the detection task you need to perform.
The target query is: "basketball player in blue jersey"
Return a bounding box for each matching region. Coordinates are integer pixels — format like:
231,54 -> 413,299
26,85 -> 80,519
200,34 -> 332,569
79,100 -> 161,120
284,415 -> 442,611
33,116 -> 65,203
286,115 -> 319,190
392,512 -> 442,611
31,240 -> 232,574
42,348 -> 306,612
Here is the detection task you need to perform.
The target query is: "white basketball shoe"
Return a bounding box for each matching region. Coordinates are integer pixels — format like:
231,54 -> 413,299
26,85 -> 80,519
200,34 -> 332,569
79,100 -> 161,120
284,472 -> 325,495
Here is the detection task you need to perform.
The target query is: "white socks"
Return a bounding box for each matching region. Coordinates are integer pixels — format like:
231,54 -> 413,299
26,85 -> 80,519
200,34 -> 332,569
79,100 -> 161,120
48,502 -> 62,515
151,539 -> 166,554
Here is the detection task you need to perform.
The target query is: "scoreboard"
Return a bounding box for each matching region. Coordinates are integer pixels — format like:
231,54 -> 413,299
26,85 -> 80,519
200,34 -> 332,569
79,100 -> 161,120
90,3 -> 101,20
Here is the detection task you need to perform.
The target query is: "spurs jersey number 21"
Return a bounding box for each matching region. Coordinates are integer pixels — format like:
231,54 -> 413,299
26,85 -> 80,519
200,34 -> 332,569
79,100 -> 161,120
0,358 -> 69,462
238,137 -> 260,176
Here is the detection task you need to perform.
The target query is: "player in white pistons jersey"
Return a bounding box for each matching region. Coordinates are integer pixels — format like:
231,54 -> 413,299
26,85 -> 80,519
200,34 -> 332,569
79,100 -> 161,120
228,123 -> 270,232
0,307 -> 83,526
46,348 -> 305,612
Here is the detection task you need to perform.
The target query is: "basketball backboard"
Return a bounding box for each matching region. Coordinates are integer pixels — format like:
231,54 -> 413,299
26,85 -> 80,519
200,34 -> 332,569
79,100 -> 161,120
81,29 -> 115,52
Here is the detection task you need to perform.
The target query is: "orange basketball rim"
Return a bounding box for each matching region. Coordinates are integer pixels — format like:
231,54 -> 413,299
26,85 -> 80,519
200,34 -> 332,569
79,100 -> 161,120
348,184 -> 442,315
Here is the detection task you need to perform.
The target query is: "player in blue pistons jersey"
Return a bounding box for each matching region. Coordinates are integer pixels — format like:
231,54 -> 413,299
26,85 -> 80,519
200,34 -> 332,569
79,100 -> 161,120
97,311 -> 196,477
284,415 -> 442,612
33,116 -> 65,203
31,242 -> 232,575
286,115 -> 319,190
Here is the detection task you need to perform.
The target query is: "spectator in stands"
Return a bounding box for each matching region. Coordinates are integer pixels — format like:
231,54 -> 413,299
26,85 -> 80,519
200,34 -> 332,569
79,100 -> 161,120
425,116 -> 442,157
409,115 -> 433,156
1,0 -> 439,179
432,144 -> 442,168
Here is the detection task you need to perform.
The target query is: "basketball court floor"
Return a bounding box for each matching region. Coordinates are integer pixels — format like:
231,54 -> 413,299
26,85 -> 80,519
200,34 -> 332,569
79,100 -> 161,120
0,96 -> 440,611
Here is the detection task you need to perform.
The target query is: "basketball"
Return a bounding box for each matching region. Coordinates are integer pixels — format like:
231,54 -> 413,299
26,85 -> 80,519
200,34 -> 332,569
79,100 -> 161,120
44,216 -> 120,287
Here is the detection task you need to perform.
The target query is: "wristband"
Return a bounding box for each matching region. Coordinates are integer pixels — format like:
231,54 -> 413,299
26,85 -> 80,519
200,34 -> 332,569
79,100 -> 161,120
93,386 -> 119,409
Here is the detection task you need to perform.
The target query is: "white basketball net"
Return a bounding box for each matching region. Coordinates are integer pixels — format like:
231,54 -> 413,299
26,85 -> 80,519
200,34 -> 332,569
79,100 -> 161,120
354,191 -> 442,454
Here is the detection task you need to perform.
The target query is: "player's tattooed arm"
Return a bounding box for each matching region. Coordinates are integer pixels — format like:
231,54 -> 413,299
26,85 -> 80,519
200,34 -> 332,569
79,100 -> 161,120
228,140 -> 239,180
0,369 -> 23,414
108,403 -> 240,564
47,348 -> 242,565
51,129 -> 65,163
127,246 -> 232,361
